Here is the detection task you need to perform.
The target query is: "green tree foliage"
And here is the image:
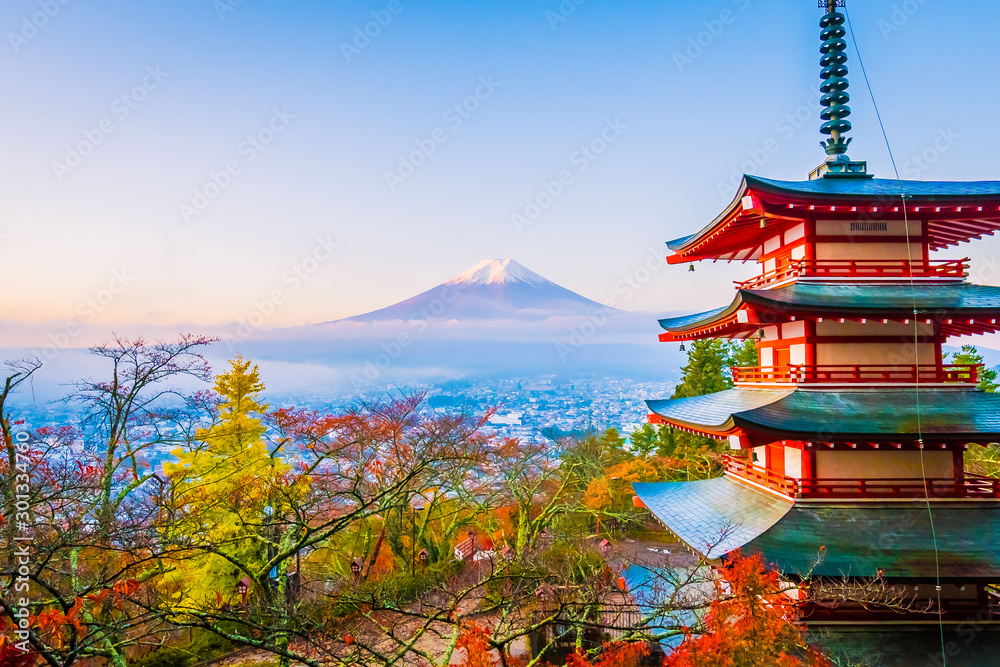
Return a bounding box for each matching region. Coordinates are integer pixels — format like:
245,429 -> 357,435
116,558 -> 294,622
944,344 -> 998,393
940,346 -> 999,478
672,338 -> 756,398
560,427 -> 631,484
642,338 -> 760,459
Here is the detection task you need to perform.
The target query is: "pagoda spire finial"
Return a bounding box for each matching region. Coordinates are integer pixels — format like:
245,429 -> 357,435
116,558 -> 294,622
819,0 -> 851,156
809,0 -> 871,179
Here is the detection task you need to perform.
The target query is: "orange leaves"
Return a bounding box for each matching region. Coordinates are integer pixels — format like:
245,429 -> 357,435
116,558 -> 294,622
452,625 -> 649,667
32,598 -> 85,649
565,642 -> 649,667
112,578 -> 140,600
664,551 -> 831,667
85,579 -> 139,610
582,477 -> 611,511
343,634 -> 355,646
455,623 -> 498,667
86,589 -> 110,605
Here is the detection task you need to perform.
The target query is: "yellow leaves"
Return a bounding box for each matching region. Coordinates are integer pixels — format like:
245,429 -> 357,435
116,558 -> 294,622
214,355 -> 268,421
583,478 -> 611,511
587,457 -> 695,513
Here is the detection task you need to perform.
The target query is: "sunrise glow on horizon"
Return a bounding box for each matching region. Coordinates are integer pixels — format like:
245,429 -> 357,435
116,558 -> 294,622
3,0 -> 999,339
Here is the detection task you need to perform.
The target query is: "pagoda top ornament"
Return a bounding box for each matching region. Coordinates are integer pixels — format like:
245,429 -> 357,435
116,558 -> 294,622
811,0 -> 870,180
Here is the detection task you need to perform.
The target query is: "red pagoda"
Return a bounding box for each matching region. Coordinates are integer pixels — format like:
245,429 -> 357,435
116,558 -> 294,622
633,1 -> 1000,663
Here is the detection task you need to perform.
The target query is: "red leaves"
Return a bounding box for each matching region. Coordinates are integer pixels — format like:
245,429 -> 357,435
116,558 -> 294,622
32,598 -> 85,648
343,634 -> 355,646
455,623 -> 498,667
112,579 -> 140,600
0,641 -> 36,667
86,589 -> 110,605
85,580 -> 139,610
75,461 -> 99,477
452,625 -> 647,667
664,551 -> 831,667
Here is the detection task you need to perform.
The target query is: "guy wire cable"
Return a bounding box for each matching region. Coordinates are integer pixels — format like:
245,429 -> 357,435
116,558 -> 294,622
844,7 -> 947,660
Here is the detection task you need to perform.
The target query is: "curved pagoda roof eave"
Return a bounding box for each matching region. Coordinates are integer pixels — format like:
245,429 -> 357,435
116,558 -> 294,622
666,174 -> 1000,260
659,282 -> 1000,338
635,478 -> 1000,579
632,477 -> 793,560
743,502 -> 1000,580
658,303 -> 740,333
666,178 -> 751,254
647,387 -> 1000,442
746,174 -> 1000,203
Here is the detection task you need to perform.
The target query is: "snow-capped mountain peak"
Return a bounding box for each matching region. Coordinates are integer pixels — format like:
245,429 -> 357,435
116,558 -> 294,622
329,257 -> 615,323
446,258 -> 555,287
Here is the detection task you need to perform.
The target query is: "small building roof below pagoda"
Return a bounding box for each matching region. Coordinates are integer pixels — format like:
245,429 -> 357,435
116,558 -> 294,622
658,282 -> 1000,341
744,502 -> 1000,580
632,477 -> 792,559
647,387 -> 1000,444
667,174 -> 1000,262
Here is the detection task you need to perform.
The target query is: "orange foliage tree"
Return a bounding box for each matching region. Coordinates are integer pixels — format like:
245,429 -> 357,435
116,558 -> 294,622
452,623 -> 650,667
664,551 -> 830,667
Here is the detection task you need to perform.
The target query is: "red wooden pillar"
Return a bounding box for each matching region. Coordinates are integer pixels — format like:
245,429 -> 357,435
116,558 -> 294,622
804,219 -> 816,261
953,447 -> 965,482
802,445 -> 816,482
805,320 -> 817,367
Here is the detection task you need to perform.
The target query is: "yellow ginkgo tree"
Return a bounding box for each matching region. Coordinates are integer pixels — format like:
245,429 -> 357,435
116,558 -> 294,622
158,358 -> 490,667
163,355 -> 296,604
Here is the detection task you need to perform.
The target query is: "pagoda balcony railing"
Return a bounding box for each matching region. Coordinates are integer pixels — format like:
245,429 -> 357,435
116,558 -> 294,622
736,258 -> 969,290
724,456 -> 1000,500
731,364 -> 982,386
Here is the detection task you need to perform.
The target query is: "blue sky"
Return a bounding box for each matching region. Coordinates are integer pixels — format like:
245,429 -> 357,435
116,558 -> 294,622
1,0 -> 998,335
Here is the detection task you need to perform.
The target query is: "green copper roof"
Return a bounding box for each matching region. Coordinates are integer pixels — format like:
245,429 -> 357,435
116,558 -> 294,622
632,477 -> 792,558
659,282 -> 1000,334
647,388 -> 790,430
809,627 -> 1000,667
636,478 -> 1000,580
744,503 -> 1000,580
647,387 -> 1000,441
743,282 -> 1000,315
747,174 -> 1000,200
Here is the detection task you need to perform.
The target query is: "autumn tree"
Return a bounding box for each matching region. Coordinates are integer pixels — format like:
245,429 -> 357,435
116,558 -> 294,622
476,438 -> 578,558
664,551 -> 830,667
582,455 -> 714,519
1,356 -> 42,582
655,338 -> 758,460
0,335 -> 216,667
154,368 -> 491,667
162,356 -> 287,597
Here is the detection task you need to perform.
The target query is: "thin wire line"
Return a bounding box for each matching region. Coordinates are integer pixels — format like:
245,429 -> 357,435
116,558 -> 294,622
845,7 -> 947,660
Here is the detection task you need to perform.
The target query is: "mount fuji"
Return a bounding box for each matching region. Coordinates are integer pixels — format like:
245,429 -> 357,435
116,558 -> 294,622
226,259 -> 680,392
335,259 -> 616,323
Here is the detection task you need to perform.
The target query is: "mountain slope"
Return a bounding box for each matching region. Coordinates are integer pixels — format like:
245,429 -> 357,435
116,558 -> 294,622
335,259 -> 615,322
